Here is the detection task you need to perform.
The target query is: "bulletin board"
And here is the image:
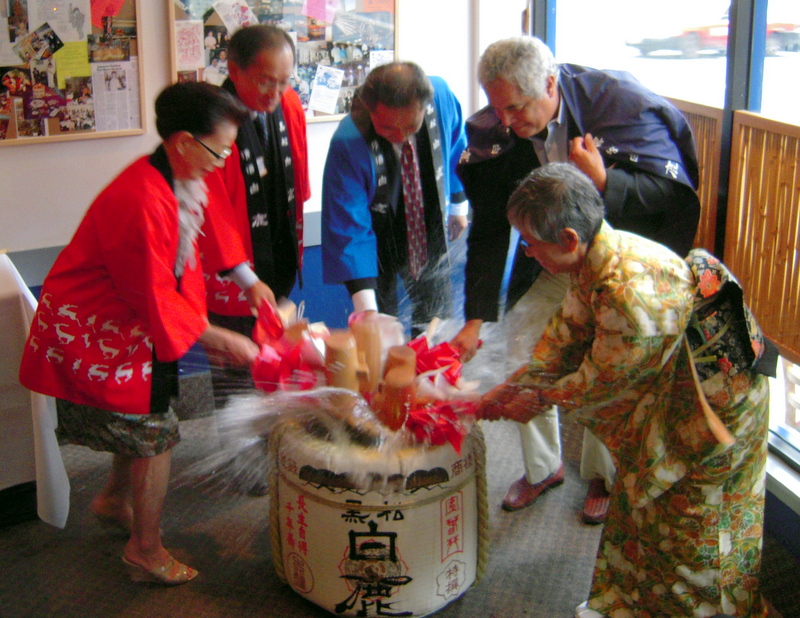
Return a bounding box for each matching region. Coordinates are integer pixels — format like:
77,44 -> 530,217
169,0 -> 396,121
0,0 -> 145,146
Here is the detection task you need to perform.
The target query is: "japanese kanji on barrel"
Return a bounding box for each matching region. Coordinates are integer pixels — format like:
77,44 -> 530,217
269,423 -> 488,617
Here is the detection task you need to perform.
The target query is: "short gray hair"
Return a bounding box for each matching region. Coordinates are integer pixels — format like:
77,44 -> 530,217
507,163 -> 604,244
478,36 -> 557,99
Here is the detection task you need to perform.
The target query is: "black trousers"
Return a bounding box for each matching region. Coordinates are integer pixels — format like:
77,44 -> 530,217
206,312 -> 257,409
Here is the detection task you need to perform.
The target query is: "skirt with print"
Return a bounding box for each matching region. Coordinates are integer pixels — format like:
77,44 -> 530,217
55,398 -> 180,457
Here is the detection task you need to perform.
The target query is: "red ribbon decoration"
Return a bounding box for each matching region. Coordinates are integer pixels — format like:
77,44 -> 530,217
250,310 -> 476,452
405,401 -> 477,454
252,301 -> 285,346
407,336 -> 463,386
251,301 -> 324,393
403,335 -> 477,452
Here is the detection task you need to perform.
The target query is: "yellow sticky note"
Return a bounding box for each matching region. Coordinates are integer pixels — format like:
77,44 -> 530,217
53,41 -> 91,90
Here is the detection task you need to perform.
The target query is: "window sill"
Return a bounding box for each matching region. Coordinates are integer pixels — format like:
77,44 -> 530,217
766,361 -> 800,516
767,452 -> 800,517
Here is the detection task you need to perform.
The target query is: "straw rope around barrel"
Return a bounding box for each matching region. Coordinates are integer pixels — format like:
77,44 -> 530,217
471,422 -> 491,585
268,421 -> 290,583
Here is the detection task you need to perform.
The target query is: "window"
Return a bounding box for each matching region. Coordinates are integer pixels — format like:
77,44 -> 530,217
772,357 -> 800,473
554,0 -> 730,108
554,0 -> 800,124
758,0 -> 800,123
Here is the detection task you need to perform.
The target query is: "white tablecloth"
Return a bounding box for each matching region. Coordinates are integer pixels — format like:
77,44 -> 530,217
0,253 -> 70,528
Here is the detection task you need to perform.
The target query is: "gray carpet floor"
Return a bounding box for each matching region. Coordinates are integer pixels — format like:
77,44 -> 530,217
1,395 -> 797,618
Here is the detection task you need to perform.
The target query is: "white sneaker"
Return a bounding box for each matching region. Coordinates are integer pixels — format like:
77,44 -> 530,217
575,601 -> 604,618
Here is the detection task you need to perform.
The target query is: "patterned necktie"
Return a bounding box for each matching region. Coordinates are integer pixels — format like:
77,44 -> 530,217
400,139 -> 427,280
254,112 -> 269,150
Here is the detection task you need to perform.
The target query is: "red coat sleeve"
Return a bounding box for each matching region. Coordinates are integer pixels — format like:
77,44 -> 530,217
95,165 -> 208,362
281,87 -> 311,205
199,149 -> 251,275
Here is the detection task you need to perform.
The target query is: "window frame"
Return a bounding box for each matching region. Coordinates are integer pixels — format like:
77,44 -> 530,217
528,0 -> 800,472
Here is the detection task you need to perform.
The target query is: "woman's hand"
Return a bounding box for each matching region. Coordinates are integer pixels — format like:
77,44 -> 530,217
245,280 -> 277,316
475,381 -> 542,423
198,324 -> 260,367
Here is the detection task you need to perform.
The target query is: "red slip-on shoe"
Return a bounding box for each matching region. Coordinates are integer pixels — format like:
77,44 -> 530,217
502,463 -> 565,511
582,477 -> 610,525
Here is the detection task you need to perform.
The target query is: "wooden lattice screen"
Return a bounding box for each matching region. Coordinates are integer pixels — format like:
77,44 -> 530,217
668,98 -> 723,254
726,111 -> 800,366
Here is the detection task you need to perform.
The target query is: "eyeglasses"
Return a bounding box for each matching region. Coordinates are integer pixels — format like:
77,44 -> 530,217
193,136 -> 232,161
256,75 -> 292,93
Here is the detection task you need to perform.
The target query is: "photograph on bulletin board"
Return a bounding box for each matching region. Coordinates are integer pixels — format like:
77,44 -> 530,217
171,0 -> 396,120
0,0 -> 143,144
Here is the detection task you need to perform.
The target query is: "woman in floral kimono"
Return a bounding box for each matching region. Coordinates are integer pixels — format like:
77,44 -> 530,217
477,163 -> 770,617
20,82 -> 259,586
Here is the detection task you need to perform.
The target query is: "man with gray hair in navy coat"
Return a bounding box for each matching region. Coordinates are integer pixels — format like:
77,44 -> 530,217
451,35 -> 700,526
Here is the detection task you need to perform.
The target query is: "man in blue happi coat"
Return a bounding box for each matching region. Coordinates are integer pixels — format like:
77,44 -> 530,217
322,61 -> 467,335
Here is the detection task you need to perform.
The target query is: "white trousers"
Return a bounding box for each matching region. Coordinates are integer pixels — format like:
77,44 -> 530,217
505,271 -> 616,489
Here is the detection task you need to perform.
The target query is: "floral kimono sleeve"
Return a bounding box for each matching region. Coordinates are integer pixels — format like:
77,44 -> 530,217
516,254 -> 695,415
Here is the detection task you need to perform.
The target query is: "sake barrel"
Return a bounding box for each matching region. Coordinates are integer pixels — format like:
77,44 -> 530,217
269,422 -> 487,617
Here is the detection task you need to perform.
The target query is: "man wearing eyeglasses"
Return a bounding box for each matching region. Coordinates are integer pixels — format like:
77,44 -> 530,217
450,36 -> 700,527
199,24 -> 310,408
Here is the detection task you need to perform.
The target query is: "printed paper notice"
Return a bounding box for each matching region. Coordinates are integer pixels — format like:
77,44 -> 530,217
91,58 -> 140,131
212,0 -> 258,36
0,19 -> 22,65
308,65 -> 343,115
369,50 -> 394,71
31,0 -> 91,43
175,20 -> 205,71
301,0 -> 339,24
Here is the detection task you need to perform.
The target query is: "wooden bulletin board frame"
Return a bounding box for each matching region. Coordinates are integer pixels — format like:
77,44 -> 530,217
0,0 -> 145,146
169,0 -> 397,122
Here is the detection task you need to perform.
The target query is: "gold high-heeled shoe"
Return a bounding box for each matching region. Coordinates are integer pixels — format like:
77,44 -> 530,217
122,555 -> 198,585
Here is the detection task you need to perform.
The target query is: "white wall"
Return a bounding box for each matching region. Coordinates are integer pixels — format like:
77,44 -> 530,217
302,118 -> 338,245
396,0 -> 475,118
0,0 -> 529,255
0,1 -> 170,253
